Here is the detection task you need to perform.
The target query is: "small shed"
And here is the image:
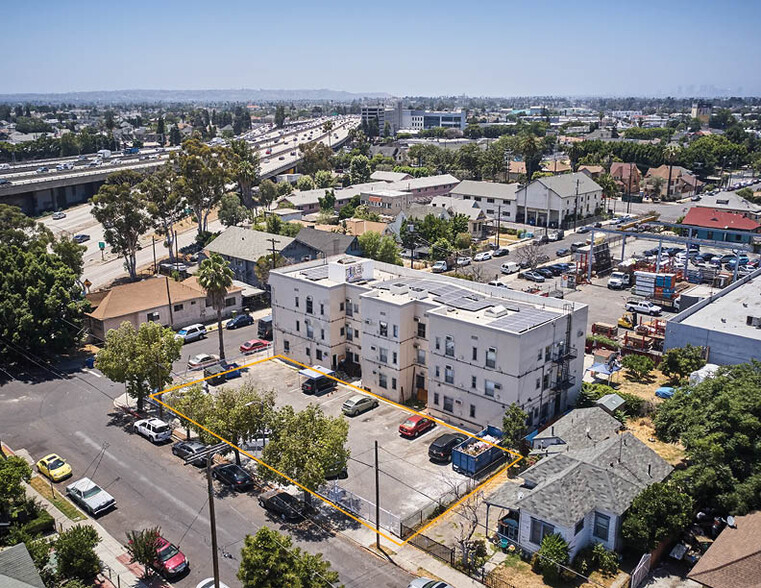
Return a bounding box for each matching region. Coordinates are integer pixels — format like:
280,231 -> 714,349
595,393 -> 625,416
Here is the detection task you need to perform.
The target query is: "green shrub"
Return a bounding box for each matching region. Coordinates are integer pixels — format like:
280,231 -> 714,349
586,334 -> 620,349
22,510 -> 55,537
534,533 -> 569,582
572,542 -> 618,577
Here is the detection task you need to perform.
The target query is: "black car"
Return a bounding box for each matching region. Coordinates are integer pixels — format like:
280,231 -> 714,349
212,464 -> 254,491
544,265 -> 564,276
643,248 -> 659,257
576,226 -> 591,234
226,314 -> 254,329
172,440 -> 207,466
555,248 -> 570,257
493,247 -> 510,257
428,433 -> 466,463
258,489 -> 304,521
535,268 -> 555,279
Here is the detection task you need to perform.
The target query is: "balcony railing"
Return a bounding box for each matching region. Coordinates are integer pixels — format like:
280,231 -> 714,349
551,346 -> 578,363
551,375 -> 576,391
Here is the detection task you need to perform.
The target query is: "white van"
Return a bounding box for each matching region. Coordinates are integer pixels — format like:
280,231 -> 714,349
500,261 -> 520,274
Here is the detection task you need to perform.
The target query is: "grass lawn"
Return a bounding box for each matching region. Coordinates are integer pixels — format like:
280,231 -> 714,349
29,476 -> 87,522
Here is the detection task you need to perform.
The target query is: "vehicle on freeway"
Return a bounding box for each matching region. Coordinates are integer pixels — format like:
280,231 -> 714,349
212,464 -> 254,491
73,234 -> 90,243
493,247 -> 509,257
187,353 -> 219,370
431,260 -> 449,273
473,251 -> 492,262
258,489 -> 305,521
36,166 -> 49,173
456,256 -> 472,267
36,453 -> 72,481
87,161 -> 100,167
399,415 -> 435,438
172,440 -> 207,466
341,394 -> 379,417
265,149 -> 272,154
0,163 -> 10,170
226,313 -> 254,329
66,477 -> 115,516
52,211 -> 66,220
500,261 -> 519,274
626,299 -> 662,316
521,271 -> 546,283
134,418 -> 172,443
56,163 -> 74,171
175,323 -> 207,343
408,578 -> 453,588
152,536 -> 189,578
290,151 -> 296,155
0,178 -> 12,185
240,338 -> 269,354
556,247 -> 570,256
428,433 -> 467,463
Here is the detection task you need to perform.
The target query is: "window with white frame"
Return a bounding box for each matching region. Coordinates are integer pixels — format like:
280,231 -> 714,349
445,336 -> 454,357
444,365 -> 454,384
379,373 -> 388,388
379,348 -> 388,363
593,512 -> 610,541
486,347 -> 496,369
529,518 -> 555,545
379,321 -> 388,337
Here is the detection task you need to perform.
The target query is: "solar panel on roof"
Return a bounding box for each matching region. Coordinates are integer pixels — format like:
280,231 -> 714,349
489,308 -> 556,332
301,266 -> 329,280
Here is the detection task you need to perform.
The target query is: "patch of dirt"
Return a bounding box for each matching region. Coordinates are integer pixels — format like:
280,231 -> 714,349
626,417 -> 685,465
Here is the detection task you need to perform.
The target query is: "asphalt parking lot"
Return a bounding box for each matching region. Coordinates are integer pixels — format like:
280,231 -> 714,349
214,359 -> 472,524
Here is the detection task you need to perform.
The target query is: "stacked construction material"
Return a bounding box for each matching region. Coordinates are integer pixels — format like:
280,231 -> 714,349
634,271 -> 677,299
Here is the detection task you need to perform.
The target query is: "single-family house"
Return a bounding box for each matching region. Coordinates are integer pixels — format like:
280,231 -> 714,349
280,182 -> 387,213
540,159 -> 572,175
0,543 -> 46,588
514,173 -> 603,229
383,174 -> 460,201
293,227 -> 362,257
578,165 -> 605,180
680,208 -> 761,243
610,162 -> 641,195
430,195 -> 488,237
370,170 -> 413,183
695,190 -> 761,221
449,180 -> 519,222
86,275 -> 243,341
645,165 -> 703,199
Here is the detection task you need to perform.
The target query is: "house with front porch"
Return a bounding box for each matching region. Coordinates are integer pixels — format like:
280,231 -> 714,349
485,408 -> 671,560
514,173 -> 603,230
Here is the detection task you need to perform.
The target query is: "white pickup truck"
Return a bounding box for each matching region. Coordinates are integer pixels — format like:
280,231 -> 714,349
607,272 -> 631,289
626,298 -> 662,316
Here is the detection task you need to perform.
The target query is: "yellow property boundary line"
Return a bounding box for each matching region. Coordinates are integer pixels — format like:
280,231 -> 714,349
151,353 -> 523,547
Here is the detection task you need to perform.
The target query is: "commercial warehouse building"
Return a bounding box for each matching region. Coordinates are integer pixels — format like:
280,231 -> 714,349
269,257 -> 588,431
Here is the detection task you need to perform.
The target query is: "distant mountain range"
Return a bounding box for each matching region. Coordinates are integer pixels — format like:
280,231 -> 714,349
0,88 -> 392,104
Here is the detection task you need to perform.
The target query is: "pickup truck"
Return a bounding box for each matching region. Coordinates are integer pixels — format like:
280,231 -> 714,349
432,260 -> 449,273
607,272 -> 631,289
626,299 -> 662,316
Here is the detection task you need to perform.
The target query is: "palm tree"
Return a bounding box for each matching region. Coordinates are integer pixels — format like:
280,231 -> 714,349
226,140 -> 260,209
518,133 -> 541,182
198,253 -> 234,361
664,144 -> 682,200
323,120 -> 334,148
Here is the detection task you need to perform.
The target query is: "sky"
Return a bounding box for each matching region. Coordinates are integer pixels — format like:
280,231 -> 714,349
1,0 -> 760,97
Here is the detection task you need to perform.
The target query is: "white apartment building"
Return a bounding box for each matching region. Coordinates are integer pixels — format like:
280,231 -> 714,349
449,180 -> 520,221
514,173 -> 603,230
269,257 -> 588,432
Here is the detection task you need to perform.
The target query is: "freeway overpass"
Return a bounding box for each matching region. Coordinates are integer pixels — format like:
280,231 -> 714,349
0,117 -> 358,215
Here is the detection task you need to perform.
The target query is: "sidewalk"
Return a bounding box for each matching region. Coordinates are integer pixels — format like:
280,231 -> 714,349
7,444 -> 171,588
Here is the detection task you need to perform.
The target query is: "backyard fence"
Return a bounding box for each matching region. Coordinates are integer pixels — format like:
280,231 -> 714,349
318,481 -> 401,536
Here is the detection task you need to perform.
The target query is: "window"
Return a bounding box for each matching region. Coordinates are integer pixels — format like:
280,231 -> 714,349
445,336 -> 454,358
320,328 -> 325,341
346,326 -> 353,341
485,380 -> 496,397
530,518 -> 555,545
393,324 -> 399,338
147,311 -> 160,321
443,396 -> 454,412
320,303 -> 325,315
544,345 -> 551,361
305,347 -> 311,357
379,373 -> 388,389
574,519 -> 584,536
536,378 -> 541,390
392,351 -> 398,365
471,375 -> 477,389
306,322 -> 314,339
593,512 -> 610,541
340,302 -> 344,311
435,366 -> 440,378
543,373 -> 550,390
353,303 -> 359,315
225,297 -> 236,308
470,404 -> 476,419
379,321 -> 388,337
296,320 -> 300,332
379,348 -> 388,363
316,349 -> 323,360
295,296 -> 299,308
435,337 -> 441,351
391,378 -> 397,390
486,348 -> 496,369
306,296 -> 313,314
284,340 -> 290,352
445,365 -> 454,384
433,392 -> 440,405
417,323 -> 426,338
472,347 -> 478,361
340,327 -> 345,336
537,348 -> 543,361
173,303 -> 184,312
416,349 -> 426,365
345,299 -> 353,317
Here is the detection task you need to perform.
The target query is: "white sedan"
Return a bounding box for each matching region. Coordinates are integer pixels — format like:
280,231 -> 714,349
187,353 -> 219,370
474,251 -> 492,262
456,256 -> 472,267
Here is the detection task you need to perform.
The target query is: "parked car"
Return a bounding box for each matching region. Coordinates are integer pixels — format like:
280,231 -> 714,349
226,314 -> 254,329
239,338 -> 269,354
187,353 -> 219,370
399,415 -> 435,438
473,251 -> 492,262
36,453 -> 72,482
535,268 -> 555,279
521,271 -> 546,283
408,578 -> 453,588
159,261 -> 188,276
73,234 -> 90,243
66,478 -> 115,516
493,247 -> 509,257
626,299 -> 662,316
576,226 -> 591,234
153,536 -> 189,578
134,418 -> 172,443
431,261 -> 449,273
52,211 -> 66,220
204,362 -> 242,385
455,256 -> 472,267
500,261 -> 520,274
556,247 -> 570,257
171,438 -> 208,464
258,489 -> 304,521
212,464 -> 254,491
175,324 -> 207,344
341,394 -> 379,417
428,433 -> 467,463
487,280 -> 509,288
533,234 -> 549,245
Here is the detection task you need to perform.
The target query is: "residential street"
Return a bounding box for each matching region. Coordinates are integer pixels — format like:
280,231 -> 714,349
0,360 -> 413,588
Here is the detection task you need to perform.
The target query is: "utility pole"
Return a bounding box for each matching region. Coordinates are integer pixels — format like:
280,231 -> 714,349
152,236 -> 157,273
573,179 -> 580,230
266,237 -> 281,270
626,163 -> 633,214
375,440 -> 380,550
495,204 -> 501,248
165,276 -> 174,328
206,456 -> 221,588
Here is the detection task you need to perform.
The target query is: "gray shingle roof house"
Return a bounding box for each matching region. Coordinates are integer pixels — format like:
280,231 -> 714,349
294,227 -> 361,257
0,544 -> 46,588
486,409 -> 671,559
531,406 -> 622,455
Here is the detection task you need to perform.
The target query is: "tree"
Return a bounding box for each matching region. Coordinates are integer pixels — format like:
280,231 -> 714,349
664,144 -> 682,200
534,533 -> 569,582
502,403 -> 528,454
156,116 -> 165,144
0,456 -> 32,516
454,232 -> 472,250
515,242 -> 544,270
51,236 -> 86,279
660,344 -> 706,382
622,482 -> 693,553
376,235 -> 402,265
298,142 -> 333,176
237,527 -> 340,588
432,237 -> 454,261
219,192 -> 250,227
197,253 -> 234,361
295,175 -> 315,192
139,165 -> 185,263
96,321 -> 182,411
225,139 -> 261,209
261,404 -> 349,505
314,169 -> 333,189
254,253 -> 287,286
274,105 -> 286,128
166,383 -> 213,440
169,125 -> 182,146
258,179 -> 278,210
91,171 -> 151,280
357,231 -> 381,259
172,139 -> 227,237
622,354 -> 654,381
56,525 -> 101,583
318,189 -> 336,212
349,155 -> 371,184
352,204 -> 380,222
125,527 -> 161,579
518,132 -> 542,182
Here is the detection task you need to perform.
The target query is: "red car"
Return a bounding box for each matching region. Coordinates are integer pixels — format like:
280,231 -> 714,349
154,536 -> 188,577
399,415 -> 435,438
240,339 -> 269,354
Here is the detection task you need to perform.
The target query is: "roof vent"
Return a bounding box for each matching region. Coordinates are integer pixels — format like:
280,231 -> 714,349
485,304 -> 509,318
390,283 -> 409,295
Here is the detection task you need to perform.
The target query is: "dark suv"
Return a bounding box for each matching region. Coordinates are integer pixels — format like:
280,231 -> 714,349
428,433 -> 467,463
258,489 -> 304,521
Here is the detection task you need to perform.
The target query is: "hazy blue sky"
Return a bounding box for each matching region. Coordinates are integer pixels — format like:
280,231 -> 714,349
2,0 -> 759,96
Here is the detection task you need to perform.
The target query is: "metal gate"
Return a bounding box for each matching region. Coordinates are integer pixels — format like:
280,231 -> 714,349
319,482 -> 401,536
630,553 -> 651,588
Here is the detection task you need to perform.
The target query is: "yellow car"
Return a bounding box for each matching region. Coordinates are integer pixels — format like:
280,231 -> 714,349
36,453 -> 72,482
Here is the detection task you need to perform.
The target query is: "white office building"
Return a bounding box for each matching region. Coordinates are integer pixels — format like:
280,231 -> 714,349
269,257 -> 588,431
